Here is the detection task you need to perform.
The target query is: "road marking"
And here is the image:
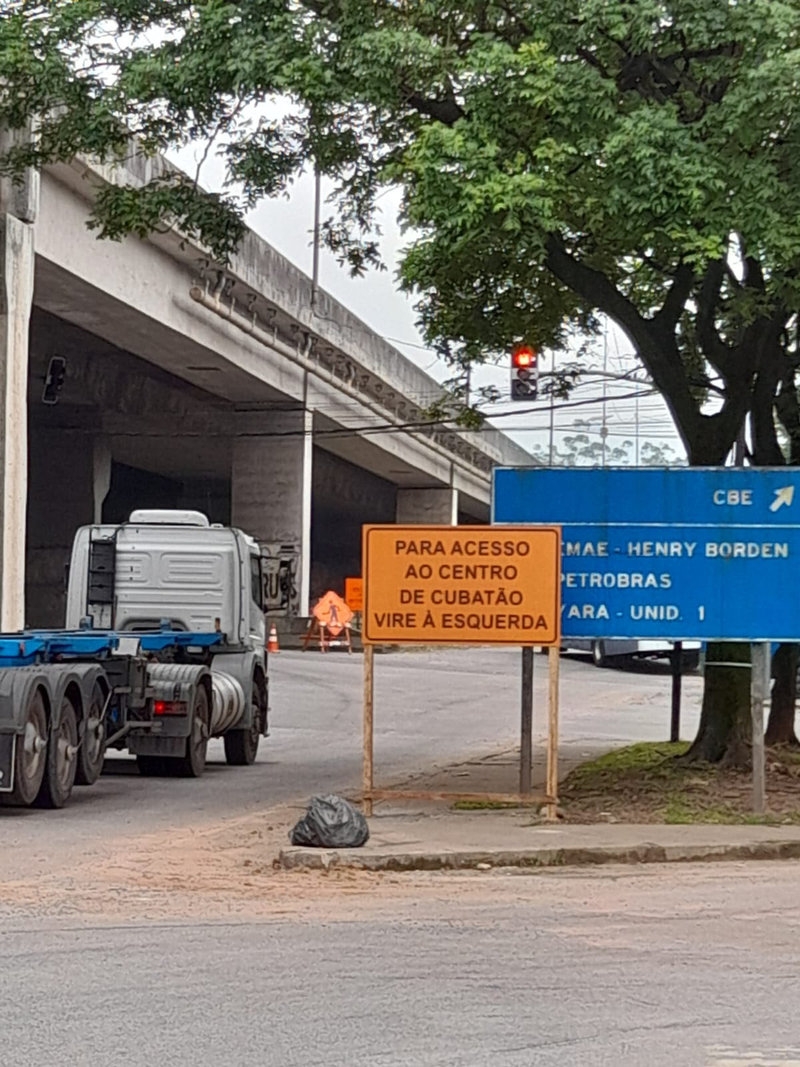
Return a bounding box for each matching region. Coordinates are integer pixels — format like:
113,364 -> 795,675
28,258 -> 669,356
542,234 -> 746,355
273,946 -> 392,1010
708,1047 -> 800,1066
770,486 -> 795,511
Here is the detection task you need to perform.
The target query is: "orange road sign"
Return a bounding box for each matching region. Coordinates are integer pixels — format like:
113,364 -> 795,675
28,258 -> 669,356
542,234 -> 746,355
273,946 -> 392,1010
312,590 -> 354,637
362,525 -> 561,645
344,577 -> 364,612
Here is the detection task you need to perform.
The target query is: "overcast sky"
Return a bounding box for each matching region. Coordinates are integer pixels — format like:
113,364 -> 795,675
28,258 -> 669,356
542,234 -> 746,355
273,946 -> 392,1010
171,145 -> 684,464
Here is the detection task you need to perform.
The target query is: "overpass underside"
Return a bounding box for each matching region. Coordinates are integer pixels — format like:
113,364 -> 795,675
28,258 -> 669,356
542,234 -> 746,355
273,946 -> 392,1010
25,308 -> 486,628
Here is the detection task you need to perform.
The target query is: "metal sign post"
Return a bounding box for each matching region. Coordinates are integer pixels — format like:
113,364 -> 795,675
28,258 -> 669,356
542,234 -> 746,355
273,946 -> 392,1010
363,644 -> 374,818
670,640 -> 683,743
751,641 -> 770,815
520,647 -> 534,795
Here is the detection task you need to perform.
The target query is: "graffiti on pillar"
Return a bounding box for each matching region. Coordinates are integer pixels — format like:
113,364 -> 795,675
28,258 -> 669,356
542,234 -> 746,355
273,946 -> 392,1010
260,543 -> 300,616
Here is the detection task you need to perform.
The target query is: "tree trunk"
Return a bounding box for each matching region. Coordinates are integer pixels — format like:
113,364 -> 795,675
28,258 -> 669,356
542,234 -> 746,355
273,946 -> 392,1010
683,642 -> 752,766
765,643 -> 799,745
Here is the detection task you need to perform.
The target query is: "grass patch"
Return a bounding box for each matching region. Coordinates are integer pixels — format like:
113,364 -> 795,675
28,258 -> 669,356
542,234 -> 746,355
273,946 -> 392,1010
565,742 -> 689,791
452,800 -> 525,811
560,742 -> 800,825
662,795 -> 800,826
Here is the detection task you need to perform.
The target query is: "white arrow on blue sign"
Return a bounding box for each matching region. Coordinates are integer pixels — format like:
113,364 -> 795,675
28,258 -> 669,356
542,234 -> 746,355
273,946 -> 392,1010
492,467 -> 800,642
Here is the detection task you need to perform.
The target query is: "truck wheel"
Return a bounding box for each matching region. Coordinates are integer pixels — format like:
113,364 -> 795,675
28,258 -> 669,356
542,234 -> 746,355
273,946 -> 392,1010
5,689 -> 49,807
682,651 -> 700,672
223,680 -> 264,766
36,696 -> 79,809
76,681 -> 107,786
592,641 -> 609,668
177,686 -> 209,778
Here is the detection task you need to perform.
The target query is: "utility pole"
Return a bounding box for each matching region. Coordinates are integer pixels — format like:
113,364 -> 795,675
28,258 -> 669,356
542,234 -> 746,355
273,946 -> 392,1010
601,320 -> 608,466
548,350 -> 556,465
310,167 -> 321,310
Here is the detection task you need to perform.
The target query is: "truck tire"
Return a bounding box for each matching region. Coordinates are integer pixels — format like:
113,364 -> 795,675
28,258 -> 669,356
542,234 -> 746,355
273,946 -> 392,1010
76,681 -> 107,786
36,695 -> 79,809
223,679 -> 264,766
4,689 -> 49,807
592,641 -> 609,668
176,685 -> 210,778
682,651 -> 700,672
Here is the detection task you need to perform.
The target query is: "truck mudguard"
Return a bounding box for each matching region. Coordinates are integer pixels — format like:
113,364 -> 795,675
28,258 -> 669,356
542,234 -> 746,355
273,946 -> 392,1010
0,666 -> 55,733
35,663 -> 108,732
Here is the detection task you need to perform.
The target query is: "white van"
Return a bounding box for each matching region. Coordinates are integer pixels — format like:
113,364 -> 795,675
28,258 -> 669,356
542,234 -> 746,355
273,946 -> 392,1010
558,638 -> 701,669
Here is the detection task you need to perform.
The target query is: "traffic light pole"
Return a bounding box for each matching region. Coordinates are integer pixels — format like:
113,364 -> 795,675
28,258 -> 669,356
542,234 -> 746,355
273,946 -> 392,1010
549,351 -> 556,464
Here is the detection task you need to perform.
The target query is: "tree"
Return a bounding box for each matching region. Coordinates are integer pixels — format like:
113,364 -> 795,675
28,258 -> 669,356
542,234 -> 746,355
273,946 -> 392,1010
3,0 -> 800,761
531,433 -> 634,467
530,431 -> 680,466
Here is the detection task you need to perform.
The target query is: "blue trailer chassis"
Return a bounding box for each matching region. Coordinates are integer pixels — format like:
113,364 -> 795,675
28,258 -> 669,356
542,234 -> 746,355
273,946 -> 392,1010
0,629 -> 223,807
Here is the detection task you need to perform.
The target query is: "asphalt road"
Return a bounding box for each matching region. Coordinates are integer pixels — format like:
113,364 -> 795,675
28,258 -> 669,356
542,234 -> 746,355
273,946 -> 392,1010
2,860 -> 799,1067
0,648 -> 701,848
3,650 -> 788,1067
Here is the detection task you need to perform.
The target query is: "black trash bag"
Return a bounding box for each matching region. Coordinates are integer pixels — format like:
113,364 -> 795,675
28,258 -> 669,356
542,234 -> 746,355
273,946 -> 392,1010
290,794 -> 370,848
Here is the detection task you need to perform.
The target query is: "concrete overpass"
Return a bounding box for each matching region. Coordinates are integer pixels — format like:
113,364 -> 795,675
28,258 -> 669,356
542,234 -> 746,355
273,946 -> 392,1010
0,145 -> 532,628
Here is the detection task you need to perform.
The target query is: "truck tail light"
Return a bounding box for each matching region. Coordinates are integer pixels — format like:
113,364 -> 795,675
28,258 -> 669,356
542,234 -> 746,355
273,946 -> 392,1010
153,700 -> 188,716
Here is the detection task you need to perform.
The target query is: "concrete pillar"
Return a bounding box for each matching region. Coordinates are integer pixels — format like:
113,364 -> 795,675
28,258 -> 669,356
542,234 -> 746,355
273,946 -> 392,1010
26,426 -> 95,628
396,487 -> 458,525
0,127 -> 38,630
231,409 -> 312,617
0,213 -> 35,629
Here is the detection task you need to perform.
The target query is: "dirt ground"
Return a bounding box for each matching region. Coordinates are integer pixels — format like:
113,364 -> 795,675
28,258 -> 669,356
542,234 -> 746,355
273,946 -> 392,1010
4,741 -> 799,925
558,742 -> 800,824
0,801 -> 392,923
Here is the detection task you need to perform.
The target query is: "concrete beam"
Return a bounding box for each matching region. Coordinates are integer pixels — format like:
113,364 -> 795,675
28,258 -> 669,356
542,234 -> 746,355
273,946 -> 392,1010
37,160 -> 534,491
396,488 -> 459,526
0,213 -> 34,628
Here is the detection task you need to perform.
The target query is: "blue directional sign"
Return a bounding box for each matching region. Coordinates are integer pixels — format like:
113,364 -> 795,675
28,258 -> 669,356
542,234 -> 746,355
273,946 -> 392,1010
492,467 -> 800,641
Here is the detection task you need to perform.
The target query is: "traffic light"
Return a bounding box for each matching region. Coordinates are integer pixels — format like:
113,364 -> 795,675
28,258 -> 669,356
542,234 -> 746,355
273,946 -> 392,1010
42,356 -> 67,406
510,345 -> 538,401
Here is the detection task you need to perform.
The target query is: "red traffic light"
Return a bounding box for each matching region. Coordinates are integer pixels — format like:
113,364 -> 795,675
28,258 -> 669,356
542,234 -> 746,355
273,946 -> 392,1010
511,345 -> 537,369
510,344 -> 539,401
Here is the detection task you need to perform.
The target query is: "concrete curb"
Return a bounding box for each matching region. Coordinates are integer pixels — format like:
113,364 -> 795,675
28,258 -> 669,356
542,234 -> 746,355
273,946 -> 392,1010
278,839 -> 800,872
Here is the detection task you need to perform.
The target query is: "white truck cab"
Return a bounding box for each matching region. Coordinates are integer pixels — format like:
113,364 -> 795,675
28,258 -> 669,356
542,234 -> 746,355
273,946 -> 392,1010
65,510 -> 269,766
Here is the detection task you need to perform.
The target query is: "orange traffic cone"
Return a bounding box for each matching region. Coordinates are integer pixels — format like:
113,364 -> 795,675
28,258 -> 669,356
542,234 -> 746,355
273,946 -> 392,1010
267,624 -> 280,654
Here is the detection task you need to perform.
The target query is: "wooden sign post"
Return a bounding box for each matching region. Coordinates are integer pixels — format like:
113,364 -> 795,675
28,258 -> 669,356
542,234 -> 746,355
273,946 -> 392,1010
363,644 -> 375,817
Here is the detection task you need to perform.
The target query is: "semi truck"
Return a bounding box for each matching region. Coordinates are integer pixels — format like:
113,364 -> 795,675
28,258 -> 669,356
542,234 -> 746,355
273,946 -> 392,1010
0,510 -> 270,809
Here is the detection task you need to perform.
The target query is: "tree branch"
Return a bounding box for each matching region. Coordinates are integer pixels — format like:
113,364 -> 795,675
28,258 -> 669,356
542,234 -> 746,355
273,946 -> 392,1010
743,255 -> 765,290
749,311 -> 788,465
652,262 -> 694,330
695,260 -> 731,372
663,42 -> 743,66
576,47 -> 610,79
544,235 -> 644,337
404,91 -> 463,126
775,375 -> 800,465
544,234 -> 701,450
